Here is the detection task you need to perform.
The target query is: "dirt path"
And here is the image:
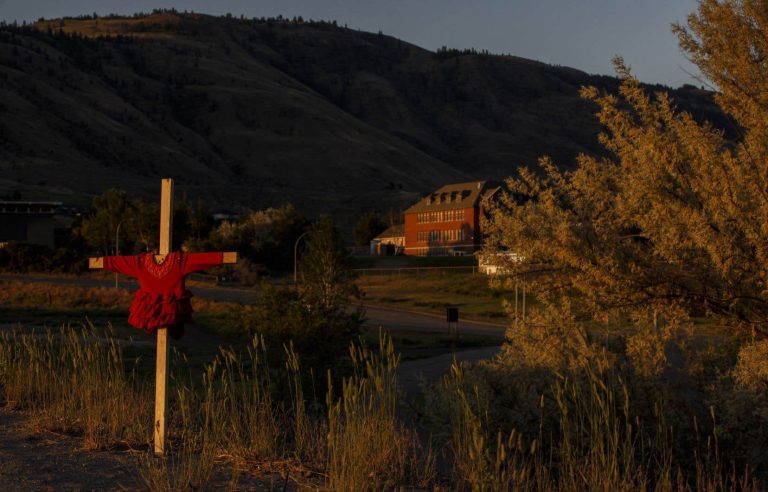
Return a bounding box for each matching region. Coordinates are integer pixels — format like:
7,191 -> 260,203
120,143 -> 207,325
0,407 -> 300,491
0,409 -> 139,491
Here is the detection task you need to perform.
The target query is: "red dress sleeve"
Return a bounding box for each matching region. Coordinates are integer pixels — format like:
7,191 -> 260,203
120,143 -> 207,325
102,255 -> 142,277
182,252 -> 224,274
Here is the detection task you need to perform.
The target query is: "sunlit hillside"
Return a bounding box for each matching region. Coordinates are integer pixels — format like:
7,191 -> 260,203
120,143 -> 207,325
0,11 -> 722,217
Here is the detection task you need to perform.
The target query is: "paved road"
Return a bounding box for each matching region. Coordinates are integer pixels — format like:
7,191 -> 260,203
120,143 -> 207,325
397,346 -> 502,397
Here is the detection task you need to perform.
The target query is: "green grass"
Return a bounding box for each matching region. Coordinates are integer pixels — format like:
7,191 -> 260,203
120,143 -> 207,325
351,255 -> 479,269
0,277 -> 501,373
357,273 -> 527,322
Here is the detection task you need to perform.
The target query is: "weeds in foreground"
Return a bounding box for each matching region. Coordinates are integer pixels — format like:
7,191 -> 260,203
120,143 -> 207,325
327,334 -> 436,491
0,323 -> 762,490
0,323 -> 149,449
137,385 -> 219,491
444,359 -> 758,492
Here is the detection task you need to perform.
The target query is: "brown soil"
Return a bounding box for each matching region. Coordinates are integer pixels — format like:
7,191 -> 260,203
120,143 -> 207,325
0,408 -> 139,491
0,408 -> 293,491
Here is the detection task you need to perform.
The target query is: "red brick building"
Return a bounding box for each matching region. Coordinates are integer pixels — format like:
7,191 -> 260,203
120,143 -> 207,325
403,181 -> 500,256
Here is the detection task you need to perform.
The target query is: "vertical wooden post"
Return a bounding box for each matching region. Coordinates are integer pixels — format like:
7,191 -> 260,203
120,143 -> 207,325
154,178 -> 173,456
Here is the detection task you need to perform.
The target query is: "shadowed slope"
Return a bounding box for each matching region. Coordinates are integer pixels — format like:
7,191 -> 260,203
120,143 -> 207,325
0,12 -> 723,218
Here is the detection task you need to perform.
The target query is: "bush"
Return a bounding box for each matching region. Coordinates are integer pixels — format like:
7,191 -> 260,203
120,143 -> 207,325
238,217 -> 366,365
0,242 -> 86,274
0,242 -> 54,272
238,282 -> 364,361
204,204 -> 308,273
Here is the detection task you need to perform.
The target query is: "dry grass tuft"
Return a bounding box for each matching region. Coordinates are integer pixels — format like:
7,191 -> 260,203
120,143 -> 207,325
0,322 -> 150,449
326,333 -> 436,491
0,280 -> 239,314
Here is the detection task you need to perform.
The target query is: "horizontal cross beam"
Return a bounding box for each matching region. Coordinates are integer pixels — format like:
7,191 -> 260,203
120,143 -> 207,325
88,252 -> 237,270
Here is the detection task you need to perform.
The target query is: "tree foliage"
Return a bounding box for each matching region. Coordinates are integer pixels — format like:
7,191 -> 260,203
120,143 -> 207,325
300,216 -> 362,315
77,189 -> 158,255
484,0 -> 768,336
353,212 -> 388,247
78,190 -> 219,256
240,216 -> 364,362
205,203 -> 307,271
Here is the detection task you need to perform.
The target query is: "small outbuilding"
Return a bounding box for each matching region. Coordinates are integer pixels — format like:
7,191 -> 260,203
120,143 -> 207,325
370,224 -> 405,256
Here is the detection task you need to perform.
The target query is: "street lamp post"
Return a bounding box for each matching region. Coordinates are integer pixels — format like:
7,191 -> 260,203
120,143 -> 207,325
114,221 -> 123,289
293,230 -> 311,285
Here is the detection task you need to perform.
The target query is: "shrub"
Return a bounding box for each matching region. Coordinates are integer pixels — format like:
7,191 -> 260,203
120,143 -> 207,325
238,282 -> 364,362
0,242 -> 54,272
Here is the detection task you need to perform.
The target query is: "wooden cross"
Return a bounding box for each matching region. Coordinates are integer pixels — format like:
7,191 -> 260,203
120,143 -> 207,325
88,178 -> 236,455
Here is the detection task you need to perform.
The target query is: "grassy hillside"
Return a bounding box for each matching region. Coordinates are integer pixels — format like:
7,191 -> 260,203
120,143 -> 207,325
0,12 -> 723,219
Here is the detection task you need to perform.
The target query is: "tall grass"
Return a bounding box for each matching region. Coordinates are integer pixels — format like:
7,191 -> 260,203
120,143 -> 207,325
138,381 -> 221,491
446,362 -> 537,491
2,320 -> 760,490
444,360 -> 758,491
0,322 -> 149,449
205,338 -> 285,464
552,368 -> 655,491
326,333 -> 435,491
137,338 -> 287,490
285,341 -> 325,465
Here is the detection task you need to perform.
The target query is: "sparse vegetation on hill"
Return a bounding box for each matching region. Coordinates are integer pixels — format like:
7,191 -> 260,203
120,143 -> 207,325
0,11 -> 723,220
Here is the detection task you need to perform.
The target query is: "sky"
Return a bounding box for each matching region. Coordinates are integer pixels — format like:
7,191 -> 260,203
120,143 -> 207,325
0,0 -> 700,88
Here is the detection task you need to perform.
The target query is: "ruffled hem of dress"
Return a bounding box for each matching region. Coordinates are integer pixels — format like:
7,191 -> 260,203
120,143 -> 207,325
127,289 -> 195,333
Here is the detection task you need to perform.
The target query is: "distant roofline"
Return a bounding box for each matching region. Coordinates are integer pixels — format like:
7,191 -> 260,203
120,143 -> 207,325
375,224 -> 405,239
403,180 -> 495,214
0,201 -> 63,215
0,201 -> 63,206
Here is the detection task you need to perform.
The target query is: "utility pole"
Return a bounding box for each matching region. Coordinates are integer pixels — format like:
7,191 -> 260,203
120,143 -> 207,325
293,230 -> 311,284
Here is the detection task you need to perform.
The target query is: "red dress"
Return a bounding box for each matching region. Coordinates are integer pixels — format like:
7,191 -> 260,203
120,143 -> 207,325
102,252 -> 224,335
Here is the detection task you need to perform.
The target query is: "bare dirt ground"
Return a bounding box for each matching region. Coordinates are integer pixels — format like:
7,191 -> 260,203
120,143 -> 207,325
0,408 -> 295,491
0,408 -> 140,491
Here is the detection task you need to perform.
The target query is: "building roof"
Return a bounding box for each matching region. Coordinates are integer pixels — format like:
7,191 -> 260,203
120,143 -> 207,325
0,201 -> 63,214
404,181 -> 500,214
375,224 -> 405,239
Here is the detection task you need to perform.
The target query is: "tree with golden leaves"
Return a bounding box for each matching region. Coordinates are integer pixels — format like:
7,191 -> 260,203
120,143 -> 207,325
484,0 -> 768,336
